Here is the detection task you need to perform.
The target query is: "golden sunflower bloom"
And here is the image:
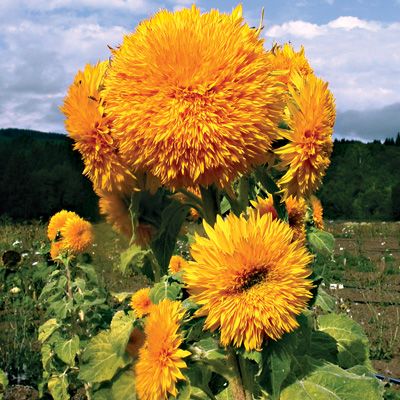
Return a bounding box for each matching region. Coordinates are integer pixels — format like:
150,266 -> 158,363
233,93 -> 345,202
47,210 -> 77,241
169,255 -> 188,274
98,190 -> 133,239
275,73 -> 336,197
184,212 -> 313,351
61,215 -> 93,254
61,62 -> 134,192
130,288 -> 153,318
104,5 -> 285,188
250,196 -> 278,220
269,43 -> 313,86
310,195 -> 324,229
135,299 -> 191,400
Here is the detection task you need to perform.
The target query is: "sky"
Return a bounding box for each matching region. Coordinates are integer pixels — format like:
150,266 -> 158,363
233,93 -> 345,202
0,0 -> 399,141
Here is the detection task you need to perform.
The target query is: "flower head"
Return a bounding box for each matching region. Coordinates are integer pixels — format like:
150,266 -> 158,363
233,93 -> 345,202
61,62 -> 134,191
130,288 -> 153,318
169,255 -> 188,274
250,196 -> 278,219
47,210 -> 76,241
104,5 -> 285,188
61,215 -> 93,254
310,195 -> 324,229
275,73 -> 336,197
184,212 -> 313,351
269,43 -> 313,86
135,299 -> 191,400
50,241 -> 64,260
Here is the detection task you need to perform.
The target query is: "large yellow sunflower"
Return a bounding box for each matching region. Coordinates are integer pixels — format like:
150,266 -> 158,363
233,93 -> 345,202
61,214 -> 93,254
275,73 -> 336,197
184,212 -> 313,351
61,62 -> 134,192
103,5 -> 285,188
135,299 -> 191,400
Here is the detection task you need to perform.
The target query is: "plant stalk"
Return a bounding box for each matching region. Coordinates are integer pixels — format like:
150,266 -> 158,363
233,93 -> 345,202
226,348 -> 247,400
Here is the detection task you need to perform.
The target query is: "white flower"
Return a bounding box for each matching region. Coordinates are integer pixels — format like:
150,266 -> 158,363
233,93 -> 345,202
12,240 -> 21,246
21,253 -> 28,258
32,261 -> 38,266
10,287 -> 21,294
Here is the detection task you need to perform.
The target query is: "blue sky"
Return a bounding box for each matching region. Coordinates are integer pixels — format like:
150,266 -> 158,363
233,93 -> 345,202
0,0 -> 399,141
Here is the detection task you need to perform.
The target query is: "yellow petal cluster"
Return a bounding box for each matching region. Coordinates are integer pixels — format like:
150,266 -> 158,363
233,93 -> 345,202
61,62 -> 134,192
184,212 -> 313,351
168,255 -> 188,274
61,214 -> 93,254
275,73 -> 336,197
135,299 -> 191,400
104,5 -> 285,189
310,195 -> 324,229
130,288 -> 153,318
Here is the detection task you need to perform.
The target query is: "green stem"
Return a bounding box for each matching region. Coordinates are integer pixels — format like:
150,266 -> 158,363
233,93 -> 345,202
237,176 -> 250,213
177,188 -> 204,209
226,348 -> 247,400
64,256 -> 73,301
199,185 -> 219,225
238,356 -> 254,400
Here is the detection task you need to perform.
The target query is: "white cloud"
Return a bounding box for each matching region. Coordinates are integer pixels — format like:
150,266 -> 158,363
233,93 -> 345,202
265,17 -> 400,111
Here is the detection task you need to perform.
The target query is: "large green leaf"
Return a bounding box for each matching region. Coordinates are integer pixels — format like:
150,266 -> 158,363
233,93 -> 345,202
110,311 -> 135,355
308,228 -> 335,256
54,335 -> 80,366
111,370 -> 136,400
151,201 -> 189,274
92,389 -> 112,400
79,331 -> 130,383
309,331 -> 338,364
0,368 -> 8,399
48,375 -> 69,400
119,245 -> 154,280
38,319 -> 60,343
280,358 -> 383,400
317,314 -> 371,369
315,287 -> 335,312
149,279 -> 182,304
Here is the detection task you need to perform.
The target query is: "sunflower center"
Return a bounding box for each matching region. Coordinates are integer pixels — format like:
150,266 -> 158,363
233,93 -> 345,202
239,269 -> 267,292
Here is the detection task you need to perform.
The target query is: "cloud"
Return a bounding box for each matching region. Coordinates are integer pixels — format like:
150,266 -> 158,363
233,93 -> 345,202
335,103 -> 400,141
265,17 -> 400,112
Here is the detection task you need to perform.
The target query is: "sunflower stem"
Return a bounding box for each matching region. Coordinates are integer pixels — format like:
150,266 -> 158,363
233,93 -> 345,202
199,185 -> 219,225
177,188 -> 204,209
237,176 -> 249,213
63,255 -> 73,301
226,348 -> 247,400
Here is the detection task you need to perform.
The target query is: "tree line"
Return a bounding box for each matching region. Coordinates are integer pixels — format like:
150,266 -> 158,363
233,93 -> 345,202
1,128 -> 399,222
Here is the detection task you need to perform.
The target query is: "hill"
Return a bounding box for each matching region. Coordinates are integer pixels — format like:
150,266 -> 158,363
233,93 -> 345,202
1,128 -> 399,221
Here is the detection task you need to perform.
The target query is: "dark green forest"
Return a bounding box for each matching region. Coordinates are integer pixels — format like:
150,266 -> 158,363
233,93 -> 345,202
1,128 -> 400,222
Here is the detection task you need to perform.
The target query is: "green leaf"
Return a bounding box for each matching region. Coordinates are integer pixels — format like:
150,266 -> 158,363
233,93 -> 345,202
317,313 -> 371,369
280,358 -> 383,400
111,292 -> 133,303
76,263 -> 99,284
92,389 -> 112,400
149,280 -> 182,304
220,196 -> 231,214
309,331 -> 338,364
79,331 -> 130,383
54,335 -> 80,366
308,228 -> 335,256
111,369 -> 136,400
48,375 -> 69,400
194,337 -> 226,361
0,369 -> 8,397
151,201 -> 189,274
38,319 -> 60,343
315,287 -> 335,312
119,244 -> 152,277
41,343 -> 52,370
48,298 -> 73,319
110,311 -> 135,355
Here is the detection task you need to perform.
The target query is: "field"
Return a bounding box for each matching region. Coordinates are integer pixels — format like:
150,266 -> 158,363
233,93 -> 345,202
1,219 -> 399,396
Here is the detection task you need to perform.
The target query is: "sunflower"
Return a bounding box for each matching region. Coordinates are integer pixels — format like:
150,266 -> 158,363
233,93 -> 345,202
269,43 -> 313,86
61,62 -> 134,192
169,255 -> 188,274
130,288 -> 153,318
184,212 -> 313,351
47,210 -> 77,241
275,73 -> 336,197
310,195 -> 324,229
61,215 -> 93,254
103,5 -> 285,189
250,195 -> 306,242
50,241 -> 64,260
98,190 -> 133,238
135,299 -> 191,400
